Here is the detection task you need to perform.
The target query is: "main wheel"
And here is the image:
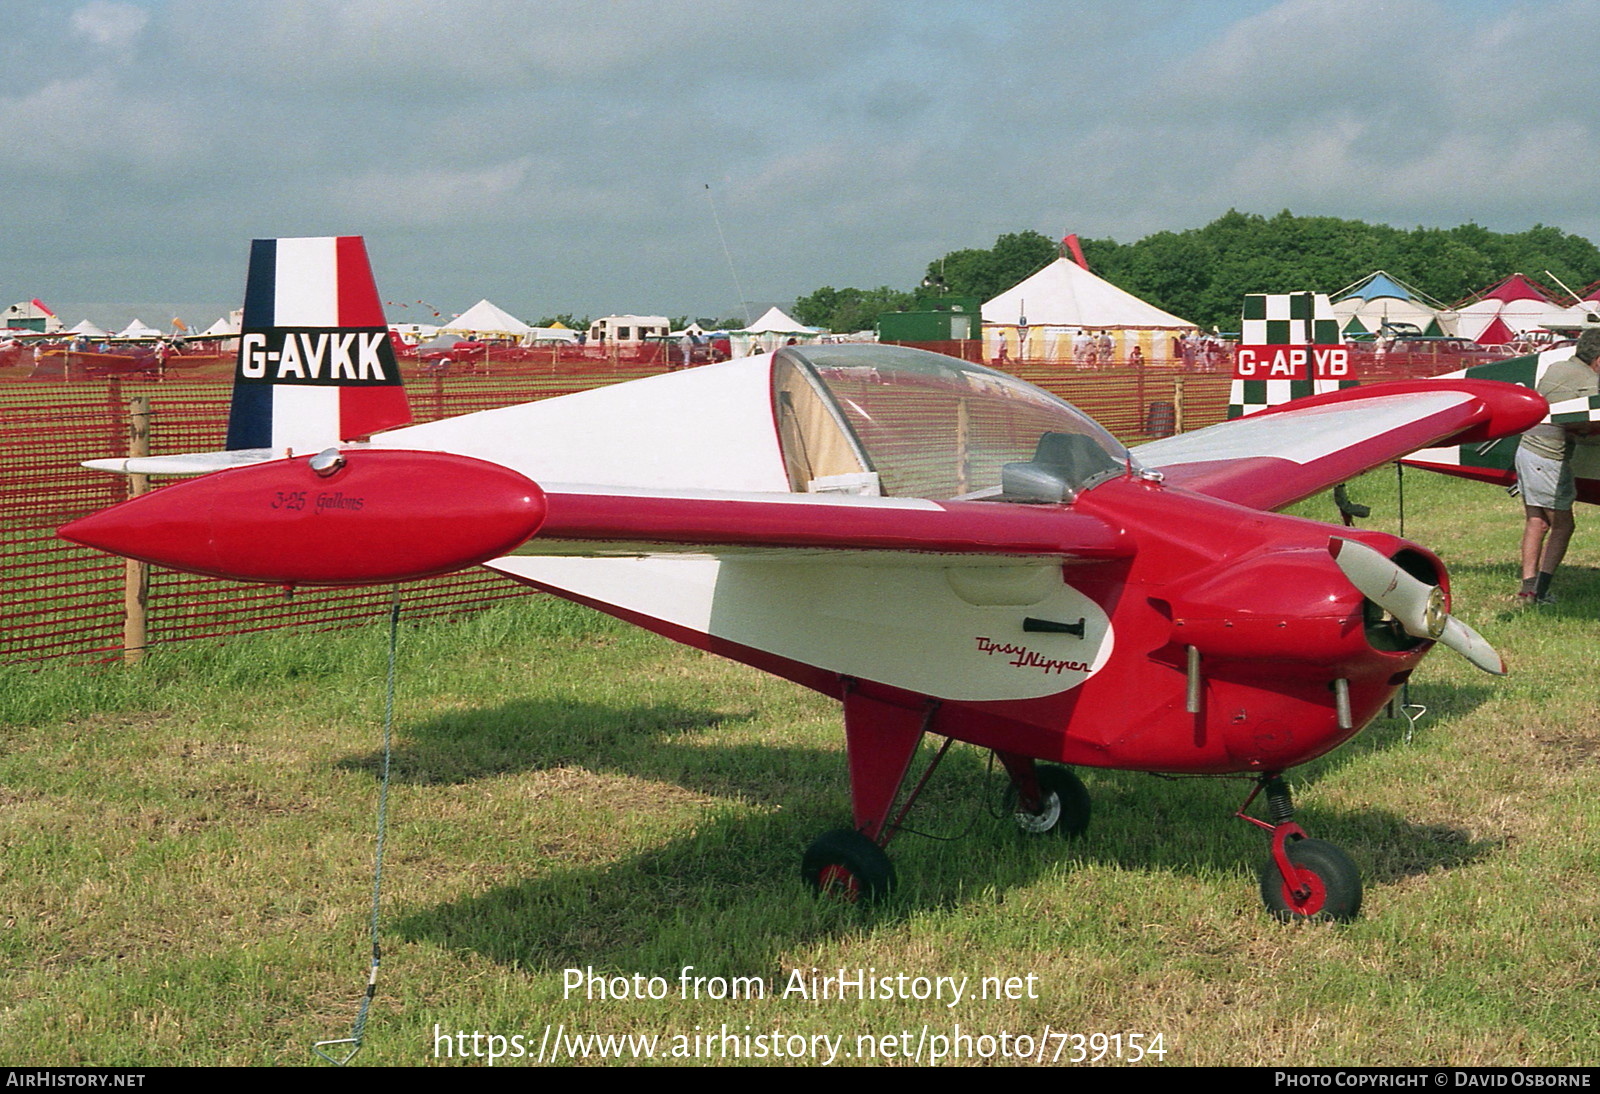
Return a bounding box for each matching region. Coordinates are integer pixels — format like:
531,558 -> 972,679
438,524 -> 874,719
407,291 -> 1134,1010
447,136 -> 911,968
1260,838 -> 1362,922
801,828 -> 895,904
1006,765 -> 1091,838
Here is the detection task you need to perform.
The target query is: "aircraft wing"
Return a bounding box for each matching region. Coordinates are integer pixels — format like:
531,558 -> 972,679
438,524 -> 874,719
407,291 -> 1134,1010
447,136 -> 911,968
59,453 -> 1134,587
58,455 -> 1135,704
1134,380 -> 1546,511
502,482 -> 1133,564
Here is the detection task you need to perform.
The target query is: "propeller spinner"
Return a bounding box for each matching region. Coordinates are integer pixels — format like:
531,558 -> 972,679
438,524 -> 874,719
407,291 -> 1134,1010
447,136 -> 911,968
1330,537 -> 1505,676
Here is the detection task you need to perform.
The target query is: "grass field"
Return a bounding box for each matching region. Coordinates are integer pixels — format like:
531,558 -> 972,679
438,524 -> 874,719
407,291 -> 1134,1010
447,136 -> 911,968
1,468 -> 1596,1067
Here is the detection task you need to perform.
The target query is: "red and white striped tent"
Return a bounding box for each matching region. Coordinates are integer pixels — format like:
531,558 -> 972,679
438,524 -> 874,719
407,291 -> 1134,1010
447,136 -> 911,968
1454,274 -> 1567,345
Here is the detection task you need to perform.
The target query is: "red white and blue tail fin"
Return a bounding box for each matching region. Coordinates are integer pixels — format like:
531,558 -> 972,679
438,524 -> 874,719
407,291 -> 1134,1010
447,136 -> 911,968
226,236 -> 411,452
84,236 -> 411,476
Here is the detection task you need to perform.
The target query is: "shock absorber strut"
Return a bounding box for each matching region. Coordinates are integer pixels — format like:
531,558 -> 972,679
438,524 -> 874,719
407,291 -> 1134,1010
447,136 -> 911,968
1265,775 -> 1295,826
1236,772 -> 1311,903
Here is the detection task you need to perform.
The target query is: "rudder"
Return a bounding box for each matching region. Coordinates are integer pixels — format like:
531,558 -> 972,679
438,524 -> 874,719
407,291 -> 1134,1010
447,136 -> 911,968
225,236 -> 411,452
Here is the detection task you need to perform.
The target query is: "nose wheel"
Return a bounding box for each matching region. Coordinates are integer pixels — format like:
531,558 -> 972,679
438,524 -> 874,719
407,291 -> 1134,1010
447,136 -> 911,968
1259,837 -> 1362,921
1240,774 -> 1363,922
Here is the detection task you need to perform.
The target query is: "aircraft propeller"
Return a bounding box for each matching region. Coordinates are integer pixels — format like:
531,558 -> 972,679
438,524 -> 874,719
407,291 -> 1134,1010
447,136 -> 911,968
1330,537 -> 1505,676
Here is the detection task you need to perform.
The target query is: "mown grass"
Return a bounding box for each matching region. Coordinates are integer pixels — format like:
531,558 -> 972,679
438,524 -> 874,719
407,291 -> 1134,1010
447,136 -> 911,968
1,469 -> 1596,1067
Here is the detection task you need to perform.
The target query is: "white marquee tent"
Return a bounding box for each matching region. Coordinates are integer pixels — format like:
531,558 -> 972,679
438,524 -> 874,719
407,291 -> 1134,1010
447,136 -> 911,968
738,306 -> 819,355
982,257 -> 1196,364
115,319 -> 162,339
200,313 -> 241,337
743,306 -> 813,334
441,299 -> 534,337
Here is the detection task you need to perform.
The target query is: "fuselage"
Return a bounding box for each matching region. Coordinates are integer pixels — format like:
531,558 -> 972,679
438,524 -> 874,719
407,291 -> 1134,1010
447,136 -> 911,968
488,469 -> 1436,778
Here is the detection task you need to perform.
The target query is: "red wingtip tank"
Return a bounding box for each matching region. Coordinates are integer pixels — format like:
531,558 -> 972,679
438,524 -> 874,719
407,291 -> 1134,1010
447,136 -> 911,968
60,450 -> 547,587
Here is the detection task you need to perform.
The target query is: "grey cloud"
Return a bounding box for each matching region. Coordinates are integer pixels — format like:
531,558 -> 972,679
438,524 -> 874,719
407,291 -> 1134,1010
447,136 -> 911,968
9,0 -> 1599,325
71,2 -> 150,48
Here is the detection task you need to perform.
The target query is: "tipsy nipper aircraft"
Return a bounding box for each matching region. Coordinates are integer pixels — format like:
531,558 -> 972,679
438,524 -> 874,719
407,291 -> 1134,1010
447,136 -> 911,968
61,239 -> 1547,921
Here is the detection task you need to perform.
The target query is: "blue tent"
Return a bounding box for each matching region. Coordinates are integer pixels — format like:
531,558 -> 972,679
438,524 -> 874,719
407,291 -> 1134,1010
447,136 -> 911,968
1336,272 -> 1414,302
1331,271 -> 1450,336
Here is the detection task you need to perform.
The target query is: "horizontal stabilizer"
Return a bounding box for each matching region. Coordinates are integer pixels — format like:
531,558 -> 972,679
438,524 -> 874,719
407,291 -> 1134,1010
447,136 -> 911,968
83,449 -> 284,476
1546,392 -> 1600,430
1398,350 -> 1600,504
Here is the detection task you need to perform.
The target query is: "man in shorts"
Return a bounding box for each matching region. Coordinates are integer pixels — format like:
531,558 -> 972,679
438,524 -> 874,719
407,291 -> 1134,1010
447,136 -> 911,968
1515,327 -> 1600,604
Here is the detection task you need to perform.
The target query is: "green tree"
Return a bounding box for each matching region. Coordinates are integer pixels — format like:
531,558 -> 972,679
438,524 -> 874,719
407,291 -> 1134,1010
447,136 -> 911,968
790,212 -> 1600,336
1080,211 -> 1600,329
922,230 -> 1057,302
792,285 -> 915,333
535,313 -> 589,331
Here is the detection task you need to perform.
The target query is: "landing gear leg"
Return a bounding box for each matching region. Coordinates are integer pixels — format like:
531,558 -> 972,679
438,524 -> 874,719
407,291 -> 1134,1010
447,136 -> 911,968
1237,773 -> 1362,922
802,687 -> 941,904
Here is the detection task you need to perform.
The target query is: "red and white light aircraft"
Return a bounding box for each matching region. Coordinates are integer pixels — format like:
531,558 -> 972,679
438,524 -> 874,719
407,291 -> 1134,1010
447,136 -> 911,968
61,238 -> 1547,920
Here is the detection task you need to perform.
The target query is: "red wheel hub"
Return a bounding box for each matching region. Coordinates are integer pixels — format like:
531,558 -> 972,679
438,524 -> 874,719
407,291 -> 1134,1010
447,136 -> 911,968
817,864 -> 862,902
1280,868 -> 1327,916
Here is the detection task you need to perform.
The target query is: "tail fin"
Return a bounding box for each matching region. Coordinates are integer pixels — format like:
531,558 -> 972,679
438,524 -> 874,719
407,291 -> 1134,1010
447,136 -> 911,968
1229,292 -> 1356,418
225,236 -> 411,453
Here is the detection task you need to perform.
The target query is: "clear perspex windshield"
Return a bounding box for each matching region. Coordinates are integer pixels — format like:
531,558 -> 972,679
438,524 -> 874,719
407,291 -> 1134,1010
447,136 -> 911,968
772,344 -> 1133,502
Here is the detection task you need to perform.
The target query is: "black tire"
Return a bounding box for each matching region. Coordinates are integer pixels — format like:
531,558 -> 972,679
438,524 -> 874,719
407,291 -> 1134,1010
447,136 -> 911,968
1006,764 -> 1091,839
801,828 -> 895,904
1260,838 -> 1363,922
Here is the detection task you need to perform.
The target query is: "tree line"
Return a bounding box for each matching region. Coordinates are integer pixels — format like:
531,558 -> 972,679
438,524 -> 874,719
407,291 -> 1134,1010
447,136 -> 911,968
792,212 -> 1600,335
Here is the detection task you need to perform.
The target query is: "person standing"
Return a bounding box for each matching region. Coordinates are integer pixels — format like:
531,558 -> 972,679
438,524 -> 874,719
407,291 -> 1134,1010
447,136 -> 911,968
1072,329 -> 1091,368
1515,328 -> 1600,604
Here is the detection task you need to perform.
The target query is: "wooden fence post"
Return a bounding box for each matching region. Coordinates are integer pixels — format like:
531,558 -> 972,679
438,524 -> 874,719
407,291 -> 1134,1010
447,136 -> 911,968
1173,375 -> 1185,434
124,396 -> 150,665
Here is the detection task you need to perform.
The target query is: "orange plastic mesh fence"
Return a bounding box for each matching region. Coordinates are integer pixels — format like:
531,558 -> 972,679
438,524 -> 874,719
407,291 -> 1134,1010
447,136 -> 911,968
2,352 -> 1234,663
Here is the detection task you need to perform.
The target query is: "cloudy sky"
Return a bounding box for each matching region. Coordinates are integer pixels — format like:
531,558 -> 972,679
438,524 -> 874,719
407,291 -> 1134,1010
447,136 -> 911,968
3,0 -> 1595,328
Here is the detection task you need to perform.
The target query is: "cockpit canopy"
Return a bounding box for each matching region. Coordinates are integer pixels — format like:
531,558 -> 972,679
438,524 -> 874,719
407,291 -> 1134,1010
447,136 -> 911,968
772,344 -> 1133,503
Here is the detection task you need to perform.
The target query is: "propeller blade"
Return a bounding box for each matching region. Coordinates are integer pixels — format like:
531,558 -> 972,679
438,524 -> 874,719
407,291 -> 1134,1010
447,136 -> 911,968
1330,538 -> 1441,638
1439,615 -> 1506,676
1330,537 -> 1504,676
